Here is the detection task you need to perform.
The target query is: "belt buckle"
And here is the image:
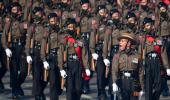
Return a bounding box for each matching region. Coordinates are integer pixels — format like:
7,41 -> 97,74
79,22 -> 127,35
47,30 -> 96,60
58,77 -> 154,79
124,72 -> 131,77
72,55 -> 77,60
152,53 -> 157,57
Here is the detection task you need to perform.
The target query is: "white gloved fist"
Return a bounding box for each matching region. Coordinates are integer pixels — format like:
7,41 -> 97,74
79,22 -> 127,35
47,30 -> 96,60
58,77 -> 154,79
60,70 -> 67,78
103,59 -> 110,66
85,69 -> 91,76
5,48 -> 12,57
166,69 -> 170,76
26,56 -> 32,64
112,83 -> 118,92
92,53 -> 99,60
139,90 -> 144,96
43,61 -> 50,70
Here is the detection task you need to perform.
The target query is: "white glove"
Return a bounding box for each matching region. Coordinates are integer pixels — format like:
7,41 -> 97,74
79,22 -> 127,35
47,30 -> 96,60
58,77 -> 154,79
166,69 -> 170,76
92,53 -> 98,60
85,69 -> 91,76
60,70 -> 67,78
103,59 -> 110,66
112,83 -> 118,92
26,56 -> 32,64
5,48 -> 12,57
139,90 -> 144,96
43,61 -> 50,70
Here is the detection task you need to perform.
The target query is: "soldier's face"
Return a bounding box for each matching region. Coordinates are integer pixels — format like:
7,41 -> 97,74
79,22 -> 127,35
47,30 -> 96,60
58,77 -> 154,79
67,24 -> 74,30
140,0 -> 147,6
35,11 -> 43,17
119,39 -> 129,51
0,3 -> 4,9
82,3 -> 89,10
62,0 -> 68,3
127,17 -> 135,24
49,17 -> 57,25
112,12 -> 119,19
11,7 -> 18,13
144,23 -> 151,30
99,9 -> 106,16
160,7 -> 167,13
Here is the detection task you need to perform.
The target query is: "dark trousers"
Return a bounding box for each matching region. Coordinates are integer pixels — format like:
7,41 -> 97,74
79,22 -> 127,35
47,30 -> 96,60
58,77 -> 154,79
66,60 -> 82,100
48,54 -> 61,100
0,35 -> 7,83
9,44 -> 27,91
96,55 -> 107,97
119,77 -> 139,100
32,48 -> 47,96
145,57 -> 162,100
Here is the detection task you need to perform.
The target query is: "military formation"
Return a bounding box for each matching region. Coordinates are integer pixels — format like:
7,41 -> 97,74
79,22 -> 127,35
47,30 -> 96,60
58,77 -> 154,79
0,0 -> 170,100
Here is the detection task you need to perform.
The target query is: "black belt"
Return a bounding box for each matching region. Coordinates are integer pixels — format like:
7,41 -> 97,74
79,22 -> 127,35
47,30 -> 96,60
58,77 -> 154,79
119,70 -> 138,79
49,48 -> 58,55
68,53 -> 79,61
146,52 -> 159,58
12,38 -> 22,46
34,41 -> 41,49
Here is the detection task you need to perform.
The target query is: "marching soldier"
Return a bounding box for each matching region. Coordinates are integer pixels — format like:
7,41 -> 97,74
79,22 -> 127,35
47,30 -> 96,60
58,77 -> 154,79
41,13 -> 63,100
79,0 -> 95,94
25,7 -> 47,100
138,17 -> 169,100
63,18 -> 90,100
91,4 -> 111,100
103,8 -> 123,100
112,30 -> 144,100
0,0 -> 7,93
1,2 -> 27,99
157,1 -> 170,96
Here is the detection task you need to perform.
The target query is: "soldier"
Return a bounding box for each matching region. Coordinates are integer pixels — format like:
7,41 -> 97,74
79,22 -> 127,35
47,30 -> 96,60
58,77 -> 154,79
112,30 -> 144,100
40,13 -> 63,100
91,4 -> 111,100
125,11 -> 139,34
138,17 -> 170,100
157,2 -> 170,96
63,18 -> 90,100
103,8 -> 123,100
79,0 -> 94,94
0,0 -> 7,93
1,2 -> 27,99
25,7 -> 47,100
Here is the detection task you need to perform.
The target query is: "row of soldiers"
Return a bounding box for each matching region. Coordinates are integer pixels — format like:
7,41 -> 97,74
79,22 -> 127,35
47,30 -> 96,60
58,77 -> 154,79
0,0 -> 170,100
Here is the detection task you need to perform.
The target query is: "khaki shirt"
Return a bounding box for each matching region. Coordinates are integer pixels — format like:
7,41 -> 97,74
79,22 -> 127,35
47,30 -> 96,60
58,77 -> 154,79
112,50 -> 144,87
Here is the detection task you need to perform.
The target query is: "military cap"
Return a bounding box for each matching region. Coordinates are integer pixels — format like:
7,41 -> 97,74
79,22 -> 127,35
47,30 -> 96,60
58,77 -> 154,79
10,2 -> 22,10
32,7 -> 43,14
48,13 -> 58,19
0,0 -> 3,3
143,17 -> 154,25
97,5 -> 106,12
80,0 -> 89,5
118,31 -> 136,42
110,8 -> 119,15
126,12 -> 136,19
65,18 -> 76,25
158,2 -> 167,9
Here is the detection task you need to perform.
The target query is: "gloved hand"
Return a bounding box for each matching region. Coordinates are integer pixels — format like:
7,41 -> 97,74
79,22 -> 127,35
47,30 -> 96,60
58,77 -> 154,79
26,56 -> 32,64
139,90 -> 144,97
85,69 -> 91,76
43,61 -> 50,70
112,83 -> 118,92
60,70 -> 67,78
5,48 -> 12,57
166,69 -> 170,76
103,59 -> 110,66
92,53 -> 99,60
